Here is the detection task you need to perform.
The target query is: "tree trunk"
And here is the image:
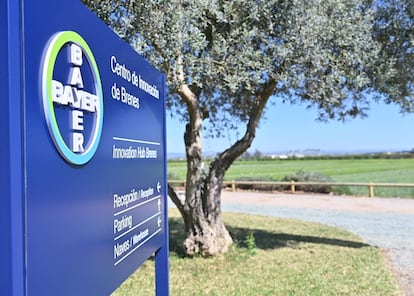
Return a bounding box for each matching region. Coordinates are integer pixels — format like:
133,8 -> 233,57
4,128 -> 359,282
180,118 -> 233,256
169,178 -> 233,256
168,80 -> 276,256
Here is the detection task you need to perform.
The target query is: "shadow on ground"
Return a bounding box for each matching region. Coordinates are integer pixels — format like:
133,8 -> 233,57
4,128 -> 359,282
168,217 -> 370,257
227,226 -> 370,250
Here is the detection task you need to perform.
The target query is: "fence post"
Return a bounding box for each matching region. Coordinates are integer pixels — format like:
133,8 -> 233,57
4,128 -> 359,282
232,180 -> 236,192
290,180 -> 295,194
369,182 -> 374,198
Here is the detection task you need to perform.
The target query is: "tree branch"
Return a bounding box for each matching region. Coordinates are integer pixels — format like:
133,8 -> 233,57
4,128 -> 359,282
201,78 -> 277,223
219,78 -> 277,169
168,183 -> 186,215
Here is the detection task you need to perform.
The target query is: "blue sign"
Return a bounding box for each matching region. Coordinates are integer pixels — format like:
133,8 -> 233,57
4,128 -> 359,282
1,0 -> 169,295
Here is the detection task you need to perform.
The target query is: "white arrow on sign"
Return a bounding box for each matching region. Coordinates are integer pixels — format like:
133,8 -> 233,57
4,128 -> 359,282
157,216 -> 162,228
157,198 -> 161,211
157,181 -> 161,192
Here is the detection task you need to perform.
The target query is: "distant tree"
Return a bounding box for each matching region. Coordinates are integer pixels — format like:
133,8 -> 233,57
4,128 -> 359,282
84,0 -> 413,256
253,149 -> 263,160
241,151 -> 251,160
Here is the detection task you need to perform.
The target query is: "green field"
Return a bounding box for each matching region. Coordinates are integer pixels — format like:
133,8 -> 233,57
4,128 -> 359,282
168,158 -> 414,198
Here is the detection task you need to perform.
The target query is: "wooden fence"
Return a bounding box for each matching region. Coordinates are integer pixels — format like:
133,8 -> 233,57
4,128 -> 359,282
168,180 -> 414,198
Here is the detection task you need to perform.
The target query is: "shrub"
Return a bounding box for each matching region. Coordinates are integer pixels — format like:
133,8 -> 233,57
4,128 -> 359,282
243,232 -> 257,256
231,176 -> 276,191
281,170 -> 333,193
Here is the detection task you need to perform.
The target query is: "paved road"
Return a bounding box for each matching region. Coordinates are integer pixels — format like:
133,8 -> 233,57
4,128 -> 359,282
220,191 -> 414,295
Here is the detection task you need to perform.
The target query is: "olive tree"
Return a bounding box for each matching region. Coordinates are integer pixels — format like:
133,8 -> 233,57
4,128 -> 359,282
84,0 -> 413,256
371,0 -> 414,110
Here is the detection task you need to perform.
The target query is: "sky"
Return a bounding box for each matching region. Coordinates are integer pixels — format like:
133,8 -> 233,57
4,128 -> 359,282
166,100 -> 414,155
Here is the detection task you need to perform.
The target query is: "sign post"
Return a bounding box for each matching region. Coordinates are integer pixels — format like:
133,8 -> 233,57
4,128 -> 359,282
1,0 -> 169,295
1,1 -> 25,295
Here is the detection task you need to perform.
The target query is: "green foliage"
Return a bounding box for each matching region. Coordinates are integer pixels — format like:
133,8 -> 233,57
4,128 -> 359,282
372,0 -> 414,112
281,170 -> 333,193
231,176 -> 276,191
332,185 -> 354,196
243,232 -> 257,256
82,0 -> 413,136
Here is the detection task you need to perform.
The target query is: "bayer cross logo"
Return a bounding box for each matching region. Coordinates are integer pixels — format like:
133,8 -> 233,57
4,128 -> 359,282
42,31 -> 103,165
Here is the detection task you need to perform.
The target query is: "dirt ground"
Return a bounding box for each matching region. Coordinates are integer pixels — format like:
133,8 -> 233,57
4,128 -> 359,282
221,190 -> 414,215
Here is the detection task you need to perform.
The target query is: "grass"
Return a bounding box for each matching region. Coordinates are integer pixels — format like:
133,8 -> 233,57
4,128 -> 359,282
112,209 -> 400,295
168,158 -> 414,197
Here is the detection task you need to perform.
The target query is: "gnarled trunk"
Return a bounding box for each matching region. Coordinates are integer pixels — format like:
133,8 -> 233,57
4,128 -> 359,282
182,188 -> 232,256
180,117 -> 233,256
169,181 -> 233,256
168,80 -> 276,256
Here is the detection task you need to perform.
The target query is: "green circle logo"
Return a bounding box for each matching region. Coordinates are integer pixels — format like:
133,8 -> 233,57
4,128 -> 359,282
42,31 -> 103,165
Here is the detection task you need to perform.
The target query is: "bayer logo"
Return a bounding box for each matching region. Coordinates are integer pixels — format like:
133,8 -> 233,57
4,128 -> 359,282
42,31 -> 103,165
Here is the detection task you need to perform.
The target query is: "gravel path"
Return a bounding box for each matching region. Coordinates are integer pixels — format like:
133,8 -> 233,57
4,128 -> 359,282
220,191 -> 414,295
